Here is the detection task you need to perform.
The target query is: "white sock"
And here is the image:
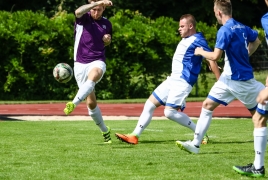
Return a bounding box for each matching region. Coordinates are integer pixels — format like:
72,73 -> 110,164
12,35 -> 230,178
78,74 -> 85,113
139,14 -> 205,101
132,99 -> 156,137
88,106 -> 107,132
192,108 -> 213,146
253,127 -> 267,169
164,109 -> 196,131
73,80 -> 95,106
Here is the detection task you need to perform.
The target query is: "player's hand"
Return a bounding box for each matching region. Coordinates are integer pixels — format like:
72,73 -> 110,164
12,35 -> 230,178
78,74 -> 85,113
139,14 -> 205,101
194,47 -> 203,56
256,88 -> 268,105
103,34 -> 111,46
101,0 -> 113,7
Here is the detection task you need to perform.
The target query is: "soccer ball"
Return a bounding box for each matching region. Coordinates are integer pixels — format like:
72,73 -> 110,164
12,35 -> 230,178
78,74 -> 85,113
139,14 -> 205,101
53,63 -> 73,83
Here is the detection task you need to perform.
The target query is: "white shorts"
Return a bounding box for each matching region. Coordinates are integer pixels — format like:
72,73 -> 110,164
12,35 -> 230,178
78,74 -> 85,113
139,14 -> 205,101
153,76 -> 192,110
208,74 -> 265,110
73,60 -> 106,88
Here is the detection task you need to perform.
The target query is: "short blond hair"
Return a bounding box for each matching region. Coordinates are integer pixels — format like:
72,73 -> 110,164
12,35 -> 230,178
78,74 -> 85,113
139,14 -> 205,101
214,0 -> 232,15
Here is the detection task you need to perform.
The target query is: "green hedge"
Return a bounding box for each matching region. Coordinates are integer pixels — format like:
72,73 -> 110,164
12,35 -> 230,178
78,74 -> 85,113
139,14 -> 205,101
0,10 -> 266,100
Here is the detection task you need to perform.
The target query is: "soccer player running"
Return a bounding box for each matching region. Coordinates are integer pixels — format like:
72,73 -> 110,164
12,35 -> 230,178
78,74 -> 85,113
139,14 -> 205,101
233,0 -> 268,177
176,0 -> 267,177
115,14 -> 221,145
63,0 -> 113,143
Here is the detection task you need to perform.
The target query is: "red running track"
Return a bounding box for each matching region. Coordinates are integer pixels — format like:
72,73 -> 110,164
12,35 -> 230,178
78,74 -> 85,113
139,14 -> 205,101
0,100 -> 251,118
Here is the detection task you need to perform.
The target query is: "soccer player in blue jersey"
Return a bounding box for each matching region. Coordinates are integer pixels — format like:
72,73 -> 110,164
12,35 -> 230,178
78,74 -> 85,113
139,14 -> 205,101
232,0 -> 268,177
262,0 -> 268,45
176,0 -> 267,177
115,14 -> 220,145
63,0 -> 113,143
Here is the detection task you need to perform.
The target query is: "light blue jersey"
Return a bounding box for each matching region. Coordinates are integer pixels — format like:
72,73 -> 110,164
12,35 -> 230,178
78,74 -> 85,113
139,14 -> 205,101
215,18 -> 258,81
171,32 -> 211,86
261,13 -> 268,45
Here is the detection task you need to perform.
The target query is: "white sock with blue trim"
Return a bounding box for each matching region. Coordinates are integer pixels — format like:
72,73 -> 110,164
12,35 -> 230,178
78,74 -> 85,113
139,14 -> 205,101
73,80 -> 95,106
132,99 -> 156,137
192,108 -> 213,146
253,127 -> 267,169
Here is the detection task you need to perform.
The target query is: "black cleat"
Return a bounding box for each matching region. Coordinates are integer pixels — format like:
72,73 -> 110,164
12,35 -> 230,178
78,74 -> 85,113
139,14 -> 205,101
233,163 -> 265,178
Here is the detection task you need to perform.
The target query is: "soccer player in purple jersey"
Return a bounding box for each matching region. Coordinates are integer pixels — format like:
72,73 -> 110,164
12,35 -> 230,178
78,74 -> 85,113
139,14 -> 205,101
63,0 -> 113,143
176,0 -> 268,177
115,14 -> 220,145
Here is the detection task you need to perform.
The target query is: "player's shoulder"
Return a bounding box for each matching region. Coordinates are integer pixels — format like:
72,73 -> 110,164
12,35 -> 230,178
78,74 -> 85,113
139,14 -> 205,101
102,16 -> 111,22
224,18 -> 250,31
193,32 -> 205,39
262,12 -> 268,20
101,16 -> 112,24
76,12 -> 90,20
192,32 -> 208,43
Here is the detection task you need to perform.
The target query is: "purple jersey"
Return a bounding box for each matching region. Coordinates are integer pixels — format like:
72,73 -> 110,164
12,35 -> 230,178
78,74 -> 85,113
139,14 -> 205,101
74,12 -> 112,64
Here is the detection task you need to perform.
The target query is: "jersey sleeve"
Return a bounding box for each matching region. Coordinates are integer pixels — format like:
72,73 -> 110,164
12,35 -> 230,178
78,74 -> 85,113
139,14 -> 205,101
261,13 -> 268,39
193,38 -> 212,60
215,26 -> 231,50
75,12 -> 91,25
199,40 -> 212,52
193,34 -> 212,52
245,26 -> 258,42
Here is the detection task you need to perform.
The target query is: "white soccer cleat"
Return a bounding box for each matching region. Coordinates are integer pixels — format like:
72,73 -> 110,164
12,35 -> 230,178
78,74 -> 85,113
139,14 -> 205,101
176,140 -> 200,154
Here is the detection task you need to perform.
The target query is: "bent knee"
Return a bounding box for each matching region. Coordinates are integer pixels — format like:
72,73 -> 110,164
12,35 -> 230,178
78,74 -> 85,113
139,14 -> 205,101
164,108 -> 176,119
202,98 -> 218,111
86,100 -> 97,110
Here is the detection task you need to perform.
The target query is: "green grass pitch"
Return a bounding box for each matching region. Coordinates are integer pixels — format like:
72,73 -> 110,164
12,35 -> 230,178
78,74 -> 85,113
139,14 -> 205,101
0,119 -> 266,180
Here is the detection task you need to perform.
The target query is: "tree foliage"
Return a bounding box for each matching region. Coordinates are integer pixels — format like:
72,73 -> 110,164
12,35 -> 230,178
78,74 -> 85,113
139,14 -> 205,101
0,10 -> 76,100
1,0 -> 267,28
0,0 -> 267,100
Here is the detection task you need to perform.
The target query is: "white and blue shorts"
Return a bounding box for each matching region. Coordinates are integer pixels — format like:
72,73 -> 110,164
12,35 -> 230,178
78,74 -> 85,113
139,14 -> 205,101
257,103 -> 268,115
73,60 -> 106,88
152,76 -> 192,110
256,88 -> 268,115
208,74 -> 265,111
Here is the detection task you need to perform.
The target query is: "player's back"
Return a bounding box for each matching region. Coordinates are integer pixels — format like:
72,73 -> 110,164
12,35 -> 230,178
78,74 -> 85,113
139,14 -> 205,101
216,18 -> 258,81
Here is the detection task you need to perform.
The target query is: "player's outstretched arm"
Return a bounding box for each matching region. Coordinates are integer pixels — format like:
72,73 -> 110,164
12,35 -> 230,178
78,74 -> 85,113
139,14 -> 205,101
265,0 -> 268,7
195,47 -> 223,61
75,0 -> 113,18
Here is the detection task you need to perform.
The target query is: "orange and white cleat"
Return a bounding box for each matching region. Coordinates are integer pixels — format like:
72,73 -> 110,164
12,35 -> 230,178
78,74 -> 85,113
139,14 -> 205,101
115,133 -> 138,145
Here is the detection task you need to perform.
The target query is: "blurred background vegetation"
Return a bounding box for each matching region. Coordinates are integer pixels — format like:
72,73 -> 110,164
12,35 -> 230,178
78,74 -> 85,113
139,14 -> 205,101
0,0 -> 267,100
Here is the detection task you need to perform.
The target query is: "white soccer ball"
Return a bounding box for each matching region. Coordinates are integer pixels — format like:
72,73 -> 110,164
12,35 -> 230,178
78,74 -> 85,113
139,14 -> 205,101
53,63 -> 73,83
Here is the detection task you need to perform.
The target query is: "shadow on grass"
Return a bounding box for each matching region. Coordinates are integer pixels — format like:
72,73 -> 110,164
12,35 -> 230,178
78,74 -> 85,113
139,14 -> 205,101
0,116 -> 24,121
140,140 -> 176,144
211,140 -> 254,144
